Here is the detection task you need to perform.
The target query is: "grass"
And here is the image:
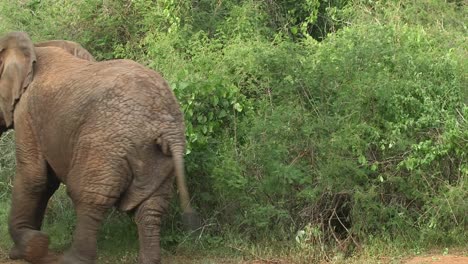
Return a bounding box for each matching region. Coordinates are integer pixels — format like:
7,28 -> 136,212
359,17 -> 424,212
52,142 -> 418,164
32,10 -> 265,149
0,190 -> 467,263
0,194 -> 467,264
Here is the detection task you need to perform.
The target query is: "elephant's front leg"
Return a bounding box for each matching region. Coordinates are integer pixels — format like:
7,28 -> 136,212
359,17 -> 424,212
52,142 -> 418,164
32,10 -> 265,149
8,165 -> 57,263
135,181 -> 173,264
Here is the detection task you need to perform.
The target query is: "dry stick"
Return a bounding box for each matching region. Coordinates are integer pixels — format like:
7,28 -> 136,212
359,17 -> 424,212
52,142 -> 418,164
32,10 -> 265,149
177,223 -> 215,247
328,207 -> 343,250
319,223 -> 333,262
456,108 -> 466,122
443,193 -> 460,226
334,209 -> 360,249
301,83 -> 322,119
288,150 -> 306,167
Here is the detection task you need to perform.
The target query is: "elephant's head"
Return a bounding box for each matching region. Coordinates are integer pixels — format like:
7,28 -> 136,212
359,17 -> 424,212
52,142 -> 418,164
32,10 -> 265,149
0,32 -> 36,131
34,40 -> 95,61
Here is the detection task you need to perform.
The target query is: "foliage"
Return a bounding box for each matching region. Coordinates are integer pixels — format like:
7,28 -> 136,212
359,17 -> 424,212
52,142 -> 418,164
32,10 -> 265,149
0,0 -> 466,261
0,132 -> 15,196
263,0 -> 351,40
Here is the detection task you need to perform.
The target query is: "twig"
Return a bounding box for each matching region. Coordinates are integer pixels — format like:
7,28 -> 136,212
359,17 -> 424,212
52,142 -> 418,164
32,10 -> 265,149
456,108 -> 466,122
443,193 -> 459,226
288,150 -> 306,167
328,207 -> 342,249
334,210 -> 360,249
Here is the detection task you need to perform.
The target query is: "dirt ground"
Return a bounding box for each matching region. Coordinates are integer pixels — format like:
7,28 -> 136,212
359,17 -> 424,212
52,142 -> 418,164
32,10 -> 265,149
404,255 -> 468,264
402,255 -> 468,264
1,249 -> 467,264
2,255 -> 468,264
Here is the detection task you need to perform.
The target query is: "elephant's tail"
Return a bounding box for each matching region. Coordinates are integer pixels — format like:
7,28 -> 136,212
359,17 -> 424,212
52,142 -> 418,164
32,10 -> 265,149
171,144 -> 192,213
118,134 -> 201,231
154,135 -> 193,214
168,142 -> 202,231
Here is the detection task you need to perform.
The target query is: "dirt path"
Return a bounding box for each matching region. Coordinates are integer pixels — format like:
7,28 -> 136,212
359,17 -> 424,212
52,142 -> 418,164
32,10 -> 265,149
1,252 -> 467,264
402,255 -> 468,264
2,256 -> 468,264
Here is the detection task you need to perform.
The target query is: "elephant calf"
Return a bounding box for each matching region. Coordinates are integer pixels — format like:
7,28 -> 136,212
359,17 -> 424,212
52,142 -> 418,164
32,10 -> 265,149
0,32 -> 199,264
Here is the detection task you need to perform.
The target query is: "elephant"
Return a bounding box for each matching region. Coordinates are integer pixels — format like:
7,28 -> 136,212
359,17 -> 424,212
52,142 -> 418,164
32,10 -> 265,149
0,31 -> 200,264
34,40 -> 96,61
0,39 -> 94,137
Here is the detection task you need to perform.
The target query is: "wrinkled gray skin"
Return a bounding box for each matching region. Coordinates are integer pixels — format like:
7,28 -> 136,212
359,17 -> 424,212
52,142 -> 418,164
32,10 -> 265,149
0,32 -> 200,264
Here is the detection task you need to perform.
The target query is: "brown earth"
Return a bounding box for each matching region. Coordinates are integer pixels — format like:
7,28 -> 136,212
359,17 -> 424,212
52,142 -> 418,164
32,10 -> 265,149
2,256 -> 468,264
1,250 -> 468,264
402,255 -> 468,264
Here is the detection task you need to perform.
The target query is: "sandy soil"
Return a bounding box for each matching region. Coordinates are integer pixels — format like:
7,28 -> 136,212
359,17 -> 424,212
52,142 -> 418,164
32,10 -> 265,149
402,255 -> 468,264
1,253 -> 467,264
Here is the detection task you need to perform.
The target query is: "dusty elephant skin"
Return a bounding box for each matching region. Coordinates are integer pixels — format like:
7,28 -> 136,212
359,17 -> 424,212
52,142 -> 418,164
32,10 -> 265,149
0,32 -> 200,264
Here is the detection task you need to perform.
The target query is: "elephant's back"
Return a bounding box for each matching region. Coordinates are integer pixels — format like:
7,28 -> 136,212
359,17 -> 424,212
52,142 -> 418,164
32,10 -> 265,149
26,50 -> 184,175
32,51 -> 182,129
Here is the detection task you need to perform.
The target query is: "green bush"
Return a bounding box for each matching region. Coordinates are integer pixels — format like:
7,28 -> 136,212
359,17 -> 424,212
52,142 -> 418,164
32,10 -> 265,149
0,132 -> 15,196
205,17 -> 466,246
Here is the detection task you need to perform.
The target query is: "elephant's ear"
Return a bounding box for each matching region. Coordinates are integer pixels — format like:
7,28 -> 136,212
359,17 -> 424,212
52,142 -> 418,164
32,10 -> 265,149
0,32 -> 36,127
35,40 -> 95,61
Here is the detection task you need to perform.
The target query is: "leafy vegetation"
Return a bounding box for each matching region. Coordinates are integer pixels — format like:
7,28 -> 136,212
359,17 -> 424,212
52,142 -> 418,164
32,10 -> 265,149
0,0 -> 466,262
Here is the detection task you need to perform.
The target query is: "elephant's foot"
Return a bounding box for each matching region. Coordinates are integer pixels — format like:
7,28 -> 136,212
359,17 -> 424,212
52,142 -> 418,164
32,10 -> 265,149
59,250 -> 94,264
8,245 -> 21,259
9,230 -> 49,263
138,255 -> 161,264
35,252 -> 60,264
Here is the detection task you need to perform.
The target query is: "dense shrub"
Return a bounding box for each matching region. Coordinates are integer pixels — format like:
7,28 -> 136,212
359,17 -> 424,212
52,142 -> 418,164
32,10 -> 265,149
204,21 -> 466,246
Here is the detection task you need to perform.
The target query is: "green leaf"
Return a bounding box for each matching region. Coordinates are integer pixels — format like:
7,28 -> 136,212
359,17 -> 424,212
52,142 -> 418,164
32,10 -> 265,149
234,103 -> 243,112
291,26 -> 298,35
218,110 -> 227,118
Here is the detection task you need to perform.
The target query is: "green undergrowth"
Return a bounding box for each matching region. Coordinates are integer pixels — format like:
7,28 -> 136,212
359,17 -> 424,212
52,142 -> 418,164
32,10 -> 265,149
0,0 -> 467,263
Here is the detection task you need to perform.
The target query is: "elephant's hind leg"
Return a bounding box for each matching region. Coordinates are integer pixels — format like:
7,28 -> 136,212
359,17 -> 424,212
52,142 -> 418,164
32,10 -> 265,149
60,204 -> 110,264
61,159 -> 123,264
135,176 -> 174,264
